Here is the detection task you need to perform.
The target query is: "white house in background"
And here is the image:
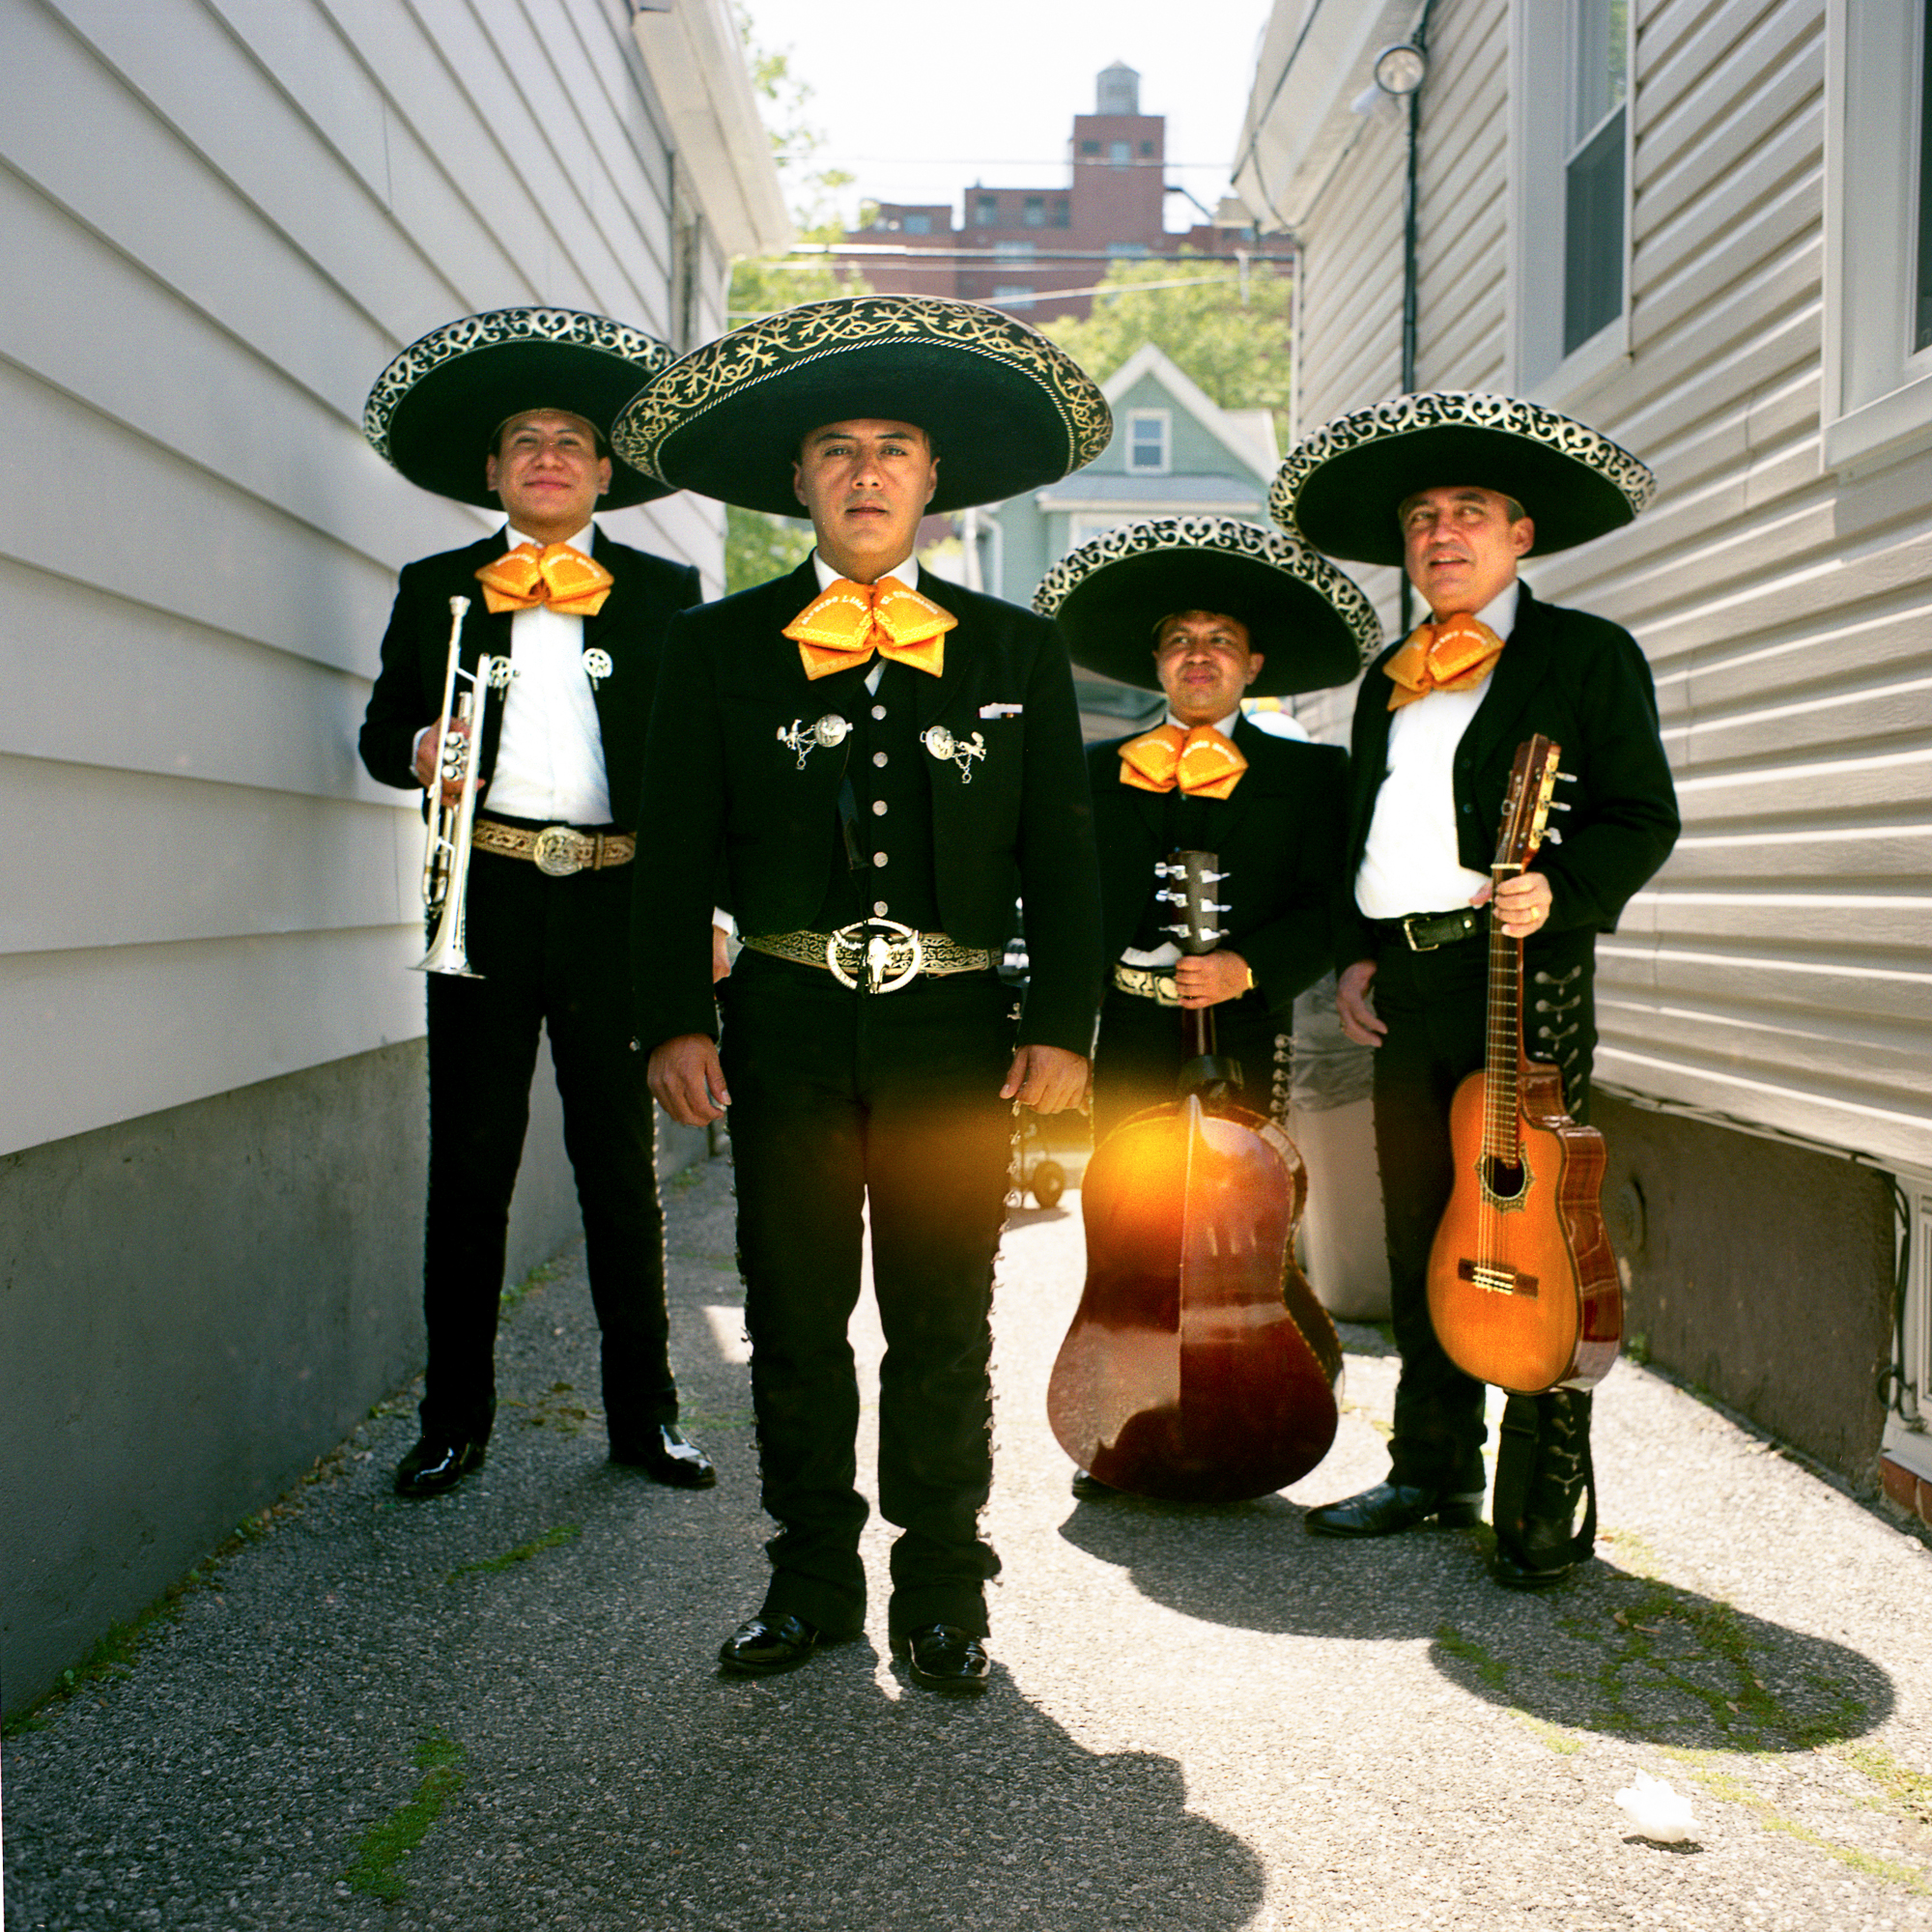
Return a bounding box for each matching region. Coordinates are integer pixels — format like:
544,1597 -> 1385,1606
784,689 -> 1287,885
1232,0 -> 1932,1520
0,0 -> 785,1712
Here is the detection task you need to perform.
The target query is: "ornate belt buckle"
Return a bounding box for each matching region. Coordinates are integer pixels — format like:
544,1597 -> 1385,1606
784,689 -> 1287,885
826,919 -> 923,993
532,825 -> 589,876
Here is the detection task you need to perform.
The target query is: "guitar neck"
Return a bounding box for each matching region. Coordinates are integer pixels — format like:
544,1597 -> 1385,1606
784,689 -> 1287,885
1484,865 -> 1523,1161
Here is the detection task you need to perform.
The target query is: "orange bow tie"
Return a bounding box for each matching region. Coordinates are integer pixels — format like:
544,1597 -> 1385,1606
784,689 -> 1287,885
1119,724 -> 1248,800
782,577 -> 956,681
1383,612 -> 1505,709
474,542 -> 614,617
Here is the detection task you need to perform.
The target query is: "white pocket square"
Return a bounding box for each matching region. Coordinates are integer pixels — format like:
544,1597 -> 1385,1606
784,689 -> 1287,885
979,702 -> 1023,719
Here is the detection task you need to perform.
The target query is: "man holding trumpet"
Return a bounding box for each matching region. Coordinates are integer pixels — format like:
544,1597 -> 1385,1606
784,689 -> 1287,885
358,308 -> 710,1498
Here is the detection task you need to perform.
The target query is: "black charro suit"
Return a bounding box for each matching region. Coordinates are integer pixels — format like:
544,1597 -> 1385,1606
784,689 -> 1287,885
635,559 -> 1104,1640
1087,716 -> 1347,1146
360,526 -> 701,1451
1341,582 -> 1678,1531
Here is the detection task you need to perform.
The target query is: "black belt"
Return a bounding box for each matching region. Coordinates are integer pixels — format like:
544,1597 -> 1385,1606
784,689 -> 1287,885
1373,907 -> 1482,952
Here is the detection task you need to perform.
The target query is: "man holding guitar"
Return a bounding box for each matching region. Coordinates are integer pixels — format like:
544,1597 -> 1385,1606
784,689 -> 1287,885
1272,394 -> 1679,1587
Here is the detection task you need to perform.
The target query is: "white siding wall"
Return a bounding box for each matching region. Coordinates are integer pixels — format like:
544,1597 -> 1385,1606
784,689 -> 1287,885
1281,0 -> 1932,1175
0,0 -> 728,1158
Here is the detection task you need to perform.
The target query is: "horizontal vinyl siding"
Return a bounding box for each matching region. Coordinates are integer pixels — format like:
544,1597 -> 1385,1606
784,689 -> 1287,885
1,0 -> 724,1155
1282,0 -> 1931,1172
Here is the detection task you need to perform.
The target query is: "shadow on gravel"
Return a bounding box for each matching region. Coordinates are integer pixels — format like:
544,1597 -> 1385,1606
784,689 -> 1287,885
1059,1501 -> 1892,1752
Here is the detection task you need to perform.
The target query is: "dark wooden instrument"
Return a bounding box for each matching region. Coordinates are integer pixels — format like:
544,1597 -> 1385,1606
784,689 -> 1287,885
1048,851 -> 1342,1501
1425,736 -> 1622,1395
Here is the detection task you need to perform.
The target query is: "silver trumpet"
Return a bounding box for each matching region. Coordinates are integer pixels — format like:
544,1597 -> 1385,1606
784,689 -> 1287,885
415,594 -> 506,978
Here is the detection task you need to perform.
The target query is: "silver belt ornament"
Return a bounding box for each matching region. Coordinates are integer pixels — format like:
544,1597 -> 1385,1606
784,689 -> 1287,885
533,826 -> 600,875
778,713 -> 850,769
922,724 -> 986,782
826,918 -> 924,993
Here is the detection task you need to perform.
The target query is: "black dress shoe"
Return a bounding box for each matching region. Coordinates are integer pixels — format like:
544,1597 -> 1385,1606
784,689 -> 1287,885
717,1614 -> 836,1677
1305,1481 -> 1484,1539
394,1435 -> 486,1497
1490,1543 -> 1578,1590
1070,1467 -> 1119,1500
610,1423 -> 716,1489
891,1624 -> 990,1695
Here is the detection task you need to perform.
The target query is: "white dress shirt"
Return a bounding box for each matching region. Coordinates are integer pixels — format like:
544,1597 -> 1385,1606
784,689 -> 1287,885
1353,581 -> 1520,921
480,521 -> 613,824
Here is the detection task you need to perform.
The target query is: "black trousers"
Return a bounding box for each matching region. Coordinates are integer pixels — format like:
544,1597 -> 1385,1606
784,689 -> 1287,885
719,951 -> 1015,1639
421,844 -> 671,1446
1368,929 -> 1596,1507
1091,981 -> 1286,1150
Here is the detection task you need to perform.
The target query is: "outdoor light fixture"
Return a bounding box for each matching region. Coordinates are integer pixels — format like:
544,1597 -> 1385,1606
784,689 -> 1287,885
1372,43 -> 1429,97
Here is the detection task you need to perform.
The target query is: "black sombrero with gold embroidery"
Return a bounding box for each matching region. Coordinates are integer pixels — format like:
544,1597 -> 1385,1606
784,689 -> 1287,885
1271,391 -> 1656,566
1032,517 -> 1380,696
363,307 -> 676,509
611,296 -> 1112,517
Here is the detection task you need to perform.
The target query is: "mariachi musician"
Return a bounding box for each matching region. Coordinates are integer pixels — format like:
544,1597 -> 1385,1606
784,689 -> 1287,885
358,308 -> 713,1498
1034,517 -> 1377,1151
1274,392 -> 1679,1586
613,296 -> 1109,1692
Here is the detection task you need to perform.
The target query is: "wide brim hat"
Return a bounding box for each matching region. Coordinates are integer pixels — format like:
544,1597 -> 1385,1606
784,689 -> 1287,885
611,296 -> 1112,517
363,307 -> 676,510
1033,518 -> 1380,697
1272,391 -> 1656,566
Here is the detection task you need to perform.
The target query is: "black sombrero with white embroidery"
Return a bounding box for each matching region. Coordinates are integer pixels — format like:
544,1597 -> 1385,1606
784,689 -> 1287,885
1032,517 -> 1380,696
363,307 -> 676,509
1271,391 -> 1656,566
611,296 -> 1112,517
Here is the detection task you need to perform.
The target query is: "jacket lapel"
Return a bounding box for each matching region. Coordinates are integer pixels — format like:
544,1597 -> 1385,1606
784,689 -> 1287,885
1463,582 -> 1556,776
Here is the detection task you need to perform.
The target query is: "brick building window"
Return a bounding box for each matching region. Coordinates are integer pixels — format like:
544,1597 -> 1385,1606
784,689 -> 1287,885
1051,197 -> 1070,229
974,195 -> 999,227
1110,140 -> 1130,166
1023,195 -> 1046,228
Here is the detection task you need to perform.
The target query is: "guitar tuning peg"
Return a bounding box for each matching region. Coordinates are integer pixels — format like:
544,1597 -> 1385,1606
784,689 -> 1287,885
1543,828 -> 1563,844
1548,800 -> 1572,811
1556,769 -> 1577,783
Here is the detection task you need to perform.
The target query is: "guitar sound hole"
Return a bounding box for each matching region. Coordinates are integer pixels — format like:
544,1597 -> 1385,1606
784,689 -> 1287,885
1482,1157 -> 1526,1203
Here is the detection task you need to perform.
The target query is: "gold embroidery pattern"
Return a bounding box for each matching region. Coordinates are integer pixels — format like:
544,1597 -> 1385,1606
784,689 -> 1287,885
1268,390 -> 1656,535
363,308 -> 672,464
611,297 -> 1112,482
1032,516 -> 1382,667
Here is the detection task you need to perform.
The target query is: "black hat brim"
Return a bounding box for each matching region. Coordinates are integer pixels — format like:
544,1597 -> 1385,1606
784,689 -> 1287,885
365,310 -> 676,509
1034,519 -> 1379,696
1273,393 -> 1655,565
612,298 -> 1112,517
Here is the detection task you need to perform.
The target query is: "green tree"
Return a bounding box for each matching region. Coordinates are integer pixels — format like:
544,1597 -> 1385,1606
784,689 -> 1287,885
1044,254 -> 1295,441
724,5 -> 870,590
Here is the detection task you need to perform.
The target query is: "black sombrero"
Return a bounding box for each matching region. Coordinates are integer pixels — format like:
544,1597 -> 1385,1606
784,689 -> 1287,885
611,296 -> 1112,517
1032,518 -> 1380,697
1271,391 -> 1656,566
363,307 -> 676,509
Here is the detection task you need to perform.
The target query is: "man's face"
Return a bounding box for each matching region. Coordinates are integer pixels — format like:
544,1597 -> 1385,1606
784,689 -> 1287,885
1399,486 -> 1534,619
485,410 -> 611,541
792,420 -> 939,582
1151,611 -> 1263,728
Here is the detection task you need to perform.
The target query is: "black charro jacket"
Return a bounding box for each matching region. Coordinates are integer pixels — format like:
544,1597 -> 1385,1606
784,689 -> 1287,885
633,560 -> 1105,1057
358,527 -> 702,828
1336,582 -> 1679,969
1089,715 -> 1348,1031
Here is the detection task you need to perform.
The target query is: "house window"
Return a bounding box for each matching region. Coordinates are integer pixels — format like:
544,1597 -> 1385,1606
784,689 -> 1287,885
1080,139 -> 1100,156
1139,140 -> 1154,156
1126,410 -> 1171,474
1110,140 -> 1131,166
1824,0 -> 1932,468
904,213 -> 931,236
1562,0 -> 1629,355
1051,197 -> 1071,229
1508,0 -> 1634,395
1023,195 -> 1046,228
973,195 -> 999,228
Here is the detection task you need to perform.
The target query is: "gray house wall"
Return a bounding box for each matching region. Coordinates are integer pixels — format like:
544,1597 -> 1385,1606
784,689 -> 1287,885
1236,0 -> 1932,1492
0,0 -> 773,1713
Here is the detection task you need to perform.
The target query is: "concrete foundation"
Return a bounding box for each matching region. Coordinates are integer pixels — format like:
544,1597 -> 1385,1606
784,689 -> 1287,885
0,1037 -> 593,1715
1598,1093 -> 1896,1488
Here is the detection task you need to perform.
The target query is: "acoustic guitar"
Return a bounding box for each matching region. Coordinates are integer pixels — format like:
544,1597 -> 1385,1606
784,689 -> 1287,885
1048,850 -> 1342,1501
1424,737 -> 1622,1395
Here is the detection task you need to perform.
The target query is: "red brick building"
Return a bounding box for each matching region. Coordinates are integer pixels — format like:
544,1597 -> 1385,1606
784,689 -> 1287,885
839,63 -> 1284,323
